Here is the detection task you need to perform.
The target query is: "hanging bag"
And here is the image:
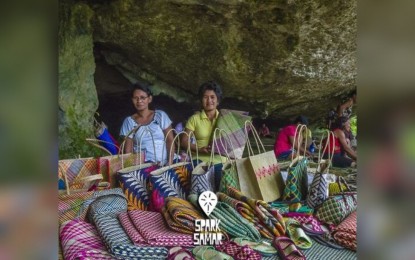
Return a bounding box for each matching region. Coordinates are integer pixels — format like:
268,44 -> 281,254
306,130 -> 335,208
235,121 -> 284,202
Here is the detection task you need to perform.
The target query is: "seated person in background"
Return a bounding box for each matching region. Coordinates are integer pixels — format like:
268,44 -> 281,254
120,83 -> 174,165
181,81 -> 225,163
323,116 -> 357,168
274,115 -> 312,161
258,123 -> 272,138
327,90 -> 356,129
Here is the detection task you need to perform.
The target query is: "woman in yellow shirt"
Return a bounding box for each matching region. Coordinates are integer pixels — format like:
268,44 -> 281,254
182,81 -> 224,162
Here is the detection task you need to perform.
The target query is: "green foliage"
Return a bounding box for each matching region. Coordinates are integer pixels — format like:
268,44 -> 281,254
350,115 -> 357,136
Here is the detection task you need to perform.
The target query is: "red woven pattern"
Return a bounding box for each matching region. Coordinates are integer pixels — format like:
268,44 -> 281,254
332,211 -> 356,251
216,241 -> 262,260
59,219 -> 113,260
119,210 -> 193,247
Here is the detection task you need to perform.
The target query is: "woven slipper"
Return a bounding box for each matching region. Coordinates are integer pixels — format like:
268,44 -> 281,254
168,247 -> 195,260
273,236 -> 306,260
232,238 -> 277,256
192,246 -> 232,260
285,219 -> 313,250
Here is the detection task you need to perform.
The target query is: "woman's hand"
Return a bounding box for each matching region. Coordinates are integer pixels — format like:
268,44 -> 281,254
199,145 -> 211,154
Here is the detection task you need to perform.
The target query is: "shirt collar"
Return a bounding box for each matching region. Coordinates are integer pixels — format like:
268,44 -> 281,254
200,109 -> 219,120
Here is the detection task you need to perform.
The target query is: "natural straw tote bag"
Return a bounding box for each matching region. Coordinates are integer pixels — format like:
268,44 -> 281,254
236,121 -> 284,202
86,133 -> 145,188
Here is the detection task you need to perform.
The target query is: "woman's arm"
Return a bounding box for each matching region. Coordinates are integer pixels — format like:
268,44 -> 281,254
124,137 -> 133,154
289,134 -> 311,157
336,129 -> 357,160
182,128 -> 210,154
163,126 -> 174,165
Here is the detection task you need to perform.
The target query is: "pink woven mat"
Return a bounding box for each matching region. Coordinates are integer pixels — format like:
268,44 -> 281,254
59,219 -> 113,260
119,210 -> 193,247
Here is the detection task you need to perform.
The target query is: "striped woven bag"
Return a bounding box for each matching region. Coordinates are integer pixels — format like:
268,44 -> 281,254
306,130 -> 335,208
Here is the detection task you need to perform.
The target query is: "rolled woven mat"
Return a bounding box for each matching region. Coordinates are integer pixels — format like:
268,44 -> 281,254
59,188 -> 125,225
161,197 -> 204,234
227,187 -> 286,237
118,210 -> 194,247
59,219 -> 113,260
92,213 -> 168,259
188,194 -> 261,241
218,192 -> 274,239
332,211 -> 357,251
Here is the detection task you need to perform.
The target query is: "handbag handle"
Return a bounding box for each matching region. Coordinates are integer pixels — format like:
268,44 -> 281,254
117,125 -> 146,167
85,138 -> 117,156
336,176 -> 357,211
58,163 -> 103,196
316,130 -> 336,174
166,130 -> 197,168
244,121 -> 265,157
160,128 -> 181,165
209,128 -> 236,165
290,124 -> 308,167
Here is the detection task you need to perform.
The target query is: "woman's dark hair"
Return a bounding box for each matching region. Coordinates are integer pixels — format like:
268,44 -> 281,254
332,116 -> 349,131
131,82 -> 153,97
294,115 -> 309,126
198,81 -> 223,102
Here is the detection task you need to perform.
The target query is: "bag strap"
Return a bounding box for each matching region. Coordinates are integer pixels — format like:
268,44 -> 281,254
210,128 -> 236,166
290,124 -> 308,167
316,130 -> 335,174
337,176 -> 357,210
244,121 -> 265,157
85,138 -> 116,156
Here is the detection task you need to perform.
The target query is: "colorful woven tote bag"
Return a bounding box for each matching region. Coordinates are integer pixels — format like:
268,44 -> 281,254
282,124 -> 309,202
58,157 -> 101,194
219,161 -> 240,193
213,109 -> 251,159
149,162 -> 194,212
315,192 -> 357,225
117,163 -> 158,211
307,130 -> 335,208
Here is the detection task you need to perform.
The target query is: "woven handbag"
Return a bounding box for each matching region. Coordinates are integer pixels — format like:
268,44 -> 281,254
306,130 -> 335,208
315,184 -> 357,226
282,124 -> 309,202
213,109 -> 252,159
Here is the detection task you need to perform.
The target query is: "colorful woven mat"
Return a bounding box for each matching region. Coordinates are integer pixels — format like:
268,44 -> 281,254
215,240 -> 262,260
119,210 -> 193,247
59,219 -> 113,260
188,194 -> 261,241
58,188 -> 125,225
261,237 -> 356,260
227,187 -> 286,237
92,213 -> 168,259
218,192 -> 273,238
161,197 -> 204,234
